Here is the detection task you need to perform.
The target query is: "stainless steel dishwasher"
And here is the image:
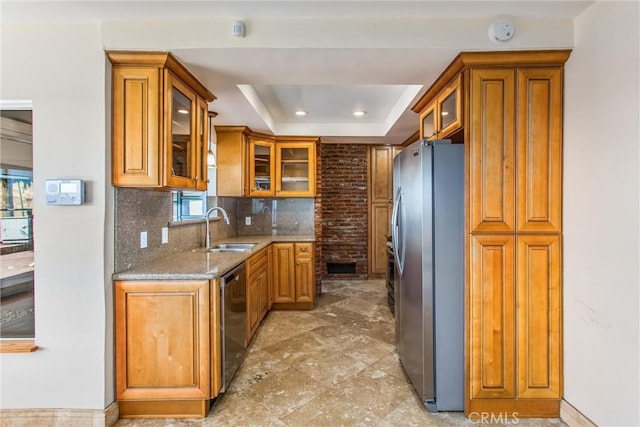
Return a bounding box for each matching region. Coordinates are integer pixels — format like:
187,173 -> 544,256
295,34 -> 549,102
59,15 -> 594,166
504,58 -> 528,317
220,262 -> 247,392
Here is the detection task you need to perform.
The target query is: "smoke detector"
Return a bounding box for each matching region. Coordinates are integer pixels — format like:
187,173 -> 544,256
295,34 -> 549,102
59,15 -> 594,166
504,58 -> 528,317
488,19 -> 515,42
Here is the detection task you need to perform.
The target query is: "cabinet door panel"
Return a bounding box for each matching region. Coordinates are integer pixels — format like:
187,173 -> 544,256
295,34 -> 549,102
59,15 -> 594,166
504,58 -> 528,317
517,68 -> 563,233
370,204 -> 391,275
420,100 -> 437,140
371,146 -> 393,204
195,97 -> 209,191
470,69 -> 516,233
438,74 -> 463,138
115,280 -> 210,400
165,71 -> 198,189
249,138 -> 275,197
470,235 -> 515,399
275,142 -> 316,197
295,255 -> 314,303
272,243 -> 296,303
112,67 -> 160,187
517,235 -> 562,398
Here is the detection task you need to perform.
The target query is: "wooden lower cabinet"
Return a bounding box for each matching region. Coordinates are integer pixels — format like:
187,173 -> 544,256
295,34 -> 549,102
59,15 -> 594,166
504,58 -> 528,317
114,279 -> 221,418
469,235 -> 516,400
516,235 -> 562,399
246,247 -> 270,344
468,233 -> 562,417
272,242 -> 315,309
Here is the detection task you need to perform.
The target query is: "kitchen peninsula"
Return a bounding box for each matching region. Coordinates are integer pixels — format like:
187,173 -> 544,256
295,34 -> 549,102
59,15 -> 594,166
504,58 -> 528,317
112,234 -> 315,418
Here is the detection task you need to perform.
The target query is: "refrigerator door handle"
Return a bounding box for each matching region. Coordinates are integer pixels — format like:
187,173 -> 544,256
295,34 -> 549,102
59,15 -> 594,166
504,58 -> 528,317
392,187 -> 404,275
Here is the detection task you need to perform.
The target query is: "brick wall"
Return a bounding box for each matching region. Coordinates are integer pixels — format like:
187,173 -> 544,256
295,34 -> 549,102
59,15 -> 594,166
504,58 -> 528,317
314,143 -> 323,294
320,144 -> 368,279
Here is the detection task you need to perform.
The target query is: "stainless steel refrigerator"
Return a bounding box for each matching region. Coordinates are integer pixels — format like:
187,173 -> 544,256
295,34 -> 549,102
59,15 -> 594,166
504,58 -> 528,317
392,139 -> 464,412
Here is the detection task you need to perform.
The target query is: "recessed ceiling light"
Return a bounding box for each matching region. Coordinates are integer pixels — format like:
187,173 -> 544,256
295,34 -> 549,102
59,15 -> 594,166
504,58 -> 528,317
177,108 -> 189,115
295,110 -> 307,116
353,110 -> 366,117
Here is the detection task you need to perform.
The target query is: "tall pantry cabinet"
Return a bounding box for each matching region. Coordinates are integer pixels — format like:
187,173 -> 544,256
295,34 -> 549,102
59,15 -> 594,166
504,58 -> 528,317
412,50 -> 570,418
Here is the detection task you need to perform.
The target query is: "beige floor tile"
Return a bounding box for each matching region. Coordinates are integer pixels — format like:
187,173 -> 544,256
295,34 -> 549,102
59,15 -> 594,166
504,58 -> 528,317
244,367 -> 330,418
114,279 -> 567,427
292,346 -> 368,386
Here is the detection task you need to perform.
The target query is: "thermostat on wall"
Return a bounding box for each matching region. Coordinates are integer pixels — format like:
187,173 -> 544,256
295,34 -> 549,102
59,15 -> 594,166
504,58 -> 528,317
46,179 -> 85,205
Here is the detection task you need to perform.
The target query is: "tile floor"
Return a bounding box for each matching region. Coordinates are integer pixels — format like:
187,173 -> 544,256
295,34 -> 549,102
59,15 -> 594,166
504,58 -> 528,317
114,280 -> 567,427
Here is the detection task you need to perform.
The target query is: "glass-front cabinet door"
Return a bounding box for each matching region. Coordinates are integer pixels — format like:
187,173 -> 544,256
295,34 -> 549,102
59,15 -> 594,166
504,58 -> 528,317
248,138 -> 275,197
195,97 -> 209,191
166,72 -> 197,188
437,74 -> 462,138
275,141 -> 316,197
420,99 -> 437,140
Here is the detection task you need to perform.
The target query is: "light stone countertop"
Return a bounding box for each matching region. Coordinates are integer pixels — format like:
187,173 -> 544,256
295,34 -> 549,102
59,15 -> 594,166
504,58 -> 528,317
112,235 -> 315,281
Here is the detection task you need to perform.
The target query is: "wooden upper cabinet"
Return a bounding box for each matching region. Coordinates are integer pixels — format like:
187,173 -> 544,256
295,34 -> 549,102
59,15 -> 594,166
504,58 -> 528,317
370,145 -> 394,204
248,137 -> 275,197
420,99 -> 438,141
275,138 -> 317,197
216,126 -> 252,196
438,74 -> 463,138
108,51 -> 215,190
469,68 -> 516,233
418,74 -> 462,141
517,68 -> 563,233
216,128 -> 317,198
111,66 -> 161,187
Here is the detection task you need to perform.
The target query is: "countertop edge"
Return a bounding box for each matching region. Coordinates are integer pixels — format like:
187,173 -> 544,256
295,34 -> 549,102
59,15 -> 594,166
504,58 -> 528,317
112,235 -> 315,281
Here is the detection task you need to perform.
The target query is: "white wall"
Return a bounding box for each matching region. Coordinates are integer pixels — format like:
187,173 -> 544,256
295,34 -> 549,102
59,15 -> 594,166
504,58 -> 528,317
564,2 -> 640,426
0,23 -> 114,409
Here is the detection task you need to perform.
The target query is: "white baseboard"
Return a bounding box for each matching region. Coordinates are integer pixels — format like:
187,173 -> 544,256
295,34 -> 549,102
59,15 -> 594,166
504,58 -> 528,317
0,401 -> 119,427
561,399 -> 598,427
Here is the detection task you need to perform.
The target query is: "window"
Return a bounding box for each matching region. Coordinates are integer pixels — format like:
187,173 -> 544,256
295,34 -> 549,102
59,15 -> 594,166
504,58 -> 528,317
172,190 -> 207,221
0,104 -> 35,343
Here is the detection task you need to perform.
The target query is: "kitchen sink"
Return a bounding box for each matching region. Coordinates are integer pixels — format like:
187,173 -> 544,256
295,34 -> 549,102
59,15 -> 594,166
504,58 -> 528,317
208,243 -> 257,253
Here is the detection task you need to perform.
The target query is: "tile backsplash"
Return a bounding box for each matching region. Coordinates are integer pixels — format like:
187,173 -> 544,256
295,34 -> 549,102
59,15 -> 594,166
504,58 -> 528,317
114,189 -> 314,273
236,198 -> 315,236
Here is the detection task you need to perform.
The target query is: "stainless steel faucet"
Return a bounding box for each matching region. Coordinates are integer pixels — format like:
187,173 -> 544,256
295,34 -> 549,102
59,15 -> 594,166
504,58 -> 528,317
204,206 -> 230,249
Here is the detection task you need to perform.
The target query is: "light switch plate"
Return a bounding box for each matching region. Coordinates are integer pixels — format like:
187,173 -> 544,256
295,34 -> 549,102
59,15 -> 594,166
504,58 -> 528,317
140,231 -> 148,248
161,227 -> 169,244
245,216 -> 251,225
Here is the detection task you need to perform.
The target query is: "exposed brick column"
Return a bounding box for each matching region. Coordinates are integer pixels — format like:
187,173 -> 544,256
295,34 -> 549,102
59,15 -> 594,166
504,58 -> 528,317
320,144 -> 368,280
314,142 -> 323,294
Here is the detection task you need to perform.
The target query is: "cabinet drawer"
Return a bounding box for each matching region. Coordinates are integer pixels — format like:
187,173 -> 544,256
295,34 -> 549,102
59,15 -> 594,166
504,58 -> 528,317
294,243 -> 313,259
246,247 -> 268,276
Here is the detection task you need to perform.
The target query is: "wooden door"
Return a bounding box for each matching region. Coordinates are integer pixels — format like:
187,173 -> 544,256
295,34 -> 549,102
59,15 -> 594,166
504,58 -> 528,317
275,142 -> 316,197
194,96 -> 209,191
272,243 -> 295,303
248,138 -> 275,197
111,66 -> 161,187
516,235 -> 562,398
469,235 -> 516,399
469,68 -> 516,233
115,280 -> 210,400
438,74 -> 463,138
368,145 -> 395,277
294,243 -> 314,303
246,272 -> 259,339
257,264 -> 269,320
210,279 -> 222,397
420,99 -> 437,140
516,68 -> 563,233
